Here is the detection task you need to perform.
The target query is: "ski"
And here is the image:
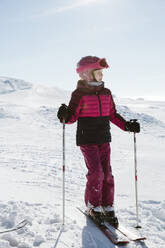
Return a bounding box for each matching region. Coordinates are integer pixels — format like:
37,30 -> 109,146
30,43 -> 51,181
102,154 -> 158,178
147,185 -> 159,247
102,219 -> 146,241
101,206 -> 146,242
77,207 -> 129,245
0,219 -> 28,234
117,225 -> 146,241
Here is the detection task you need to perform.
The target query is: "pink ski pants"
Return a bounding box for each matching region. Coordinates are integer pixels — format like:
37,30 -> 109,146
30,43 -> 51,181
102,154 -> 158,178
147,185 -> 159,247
80,142 -> 114,207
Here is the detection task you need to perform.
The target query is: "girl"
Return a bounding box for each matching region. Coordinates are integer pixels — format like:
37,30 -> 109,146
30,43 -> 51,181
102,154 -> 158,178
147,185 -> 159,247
57,56 -> 140,227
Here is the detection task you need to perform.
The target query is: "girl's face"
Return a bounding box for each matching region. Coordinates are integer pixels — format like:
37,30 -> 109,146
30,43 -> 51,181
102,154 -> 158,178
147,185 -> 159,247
93,69 -> 103,82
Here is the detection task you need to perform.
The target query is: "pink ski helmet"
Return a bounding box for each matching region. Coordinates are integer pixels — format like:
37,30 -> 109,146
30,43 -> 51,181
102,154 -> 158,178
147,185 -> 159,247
76,56 -> 109,81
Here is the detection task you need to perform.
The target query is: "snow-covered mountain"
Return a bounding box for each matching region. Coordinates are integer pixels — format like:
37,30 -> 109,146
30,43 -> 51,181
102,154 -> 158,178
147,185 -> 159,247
0,77 -> 164,248
0,77 -> 32,94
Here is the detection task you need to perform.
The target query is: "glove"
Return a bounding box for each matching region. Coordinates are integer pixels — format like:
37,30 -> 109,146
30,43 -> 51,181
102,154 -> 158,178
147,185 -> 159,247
57,104 -> 68,122
125,120 -> 140,133
57,104 -> 73,123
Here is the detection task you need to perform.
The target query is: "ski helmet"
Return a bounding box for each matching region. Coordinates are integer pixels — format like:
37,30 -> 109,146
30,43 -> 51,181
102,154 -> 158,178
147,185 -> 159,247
76,56 -> 109,81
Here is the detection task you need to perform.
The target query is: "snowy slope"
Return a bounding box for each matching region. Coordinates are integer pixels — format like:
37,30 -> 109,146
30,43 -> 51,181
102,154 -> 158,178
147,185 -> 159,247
0,77 -> 164,248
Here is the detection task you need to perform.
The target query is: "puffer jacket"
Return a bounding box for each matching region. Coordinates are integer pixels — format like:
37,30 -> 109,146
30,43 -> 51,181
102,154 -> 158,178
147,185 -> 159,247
67,80 -> 126,146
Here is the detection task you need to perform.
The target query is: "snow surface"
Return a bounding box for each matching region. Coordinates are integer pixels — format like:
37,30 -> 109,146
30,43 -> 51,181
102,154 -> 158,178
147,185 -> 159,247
0,77 -> 165,247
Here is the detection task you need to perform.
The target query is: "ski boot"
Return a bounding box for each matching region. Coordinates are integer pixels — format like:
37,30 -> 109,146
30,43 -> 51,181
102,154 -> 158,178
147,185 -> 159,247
103,206 -> 119,228
88,207 -> 104,226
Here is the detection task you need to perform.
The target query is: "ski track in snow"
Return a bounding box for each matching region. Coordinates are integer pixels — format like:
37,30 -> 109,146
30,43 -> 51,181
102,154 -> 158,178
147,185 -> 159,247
0,78 -> 165,247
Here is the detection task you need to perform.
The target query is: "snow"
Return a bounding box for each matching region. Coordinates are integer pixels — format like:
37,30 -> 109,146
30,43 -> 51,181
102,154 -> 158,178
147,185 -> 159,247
0,77 -> 165,247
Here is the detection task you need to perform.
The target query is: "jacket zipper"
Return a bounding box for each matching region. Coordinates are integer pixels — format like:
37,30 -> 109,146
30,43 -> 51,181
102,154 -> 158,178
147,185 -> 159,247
97,93 -> 102,116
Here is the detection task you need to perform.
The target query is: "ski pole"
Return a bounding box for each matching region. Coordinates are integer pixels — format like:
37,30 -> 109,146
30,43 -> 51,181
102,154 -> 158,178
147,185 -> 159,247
62,120 -> 65,226
131,119 -> 141,228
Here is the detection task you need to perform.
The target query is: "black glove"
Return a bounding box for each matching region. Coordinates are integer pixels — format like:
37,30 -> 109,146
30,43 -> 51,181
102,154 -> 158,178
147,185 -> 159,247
125,120 -> 140,133
57,104 -> 68,122
57,104 -> 73,123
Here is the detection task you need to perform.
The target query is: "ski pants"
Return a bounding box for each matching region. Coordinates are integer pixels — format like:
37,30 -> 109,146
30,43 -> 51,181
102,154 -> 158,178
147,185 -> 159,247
80,142 -> 114,207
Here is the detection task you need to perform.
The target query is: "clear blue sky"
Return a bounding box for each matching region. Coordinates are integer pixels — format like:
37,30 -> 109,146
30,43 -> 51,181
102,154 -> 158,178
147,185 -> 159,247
0,0 -> 165,99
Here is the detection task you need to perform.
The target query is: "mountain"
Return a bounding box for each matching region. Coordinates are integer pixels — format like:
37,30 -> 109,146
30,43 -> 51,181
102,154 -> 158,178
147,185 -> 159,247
0,77 -> 32,94
0,77 -> 70,108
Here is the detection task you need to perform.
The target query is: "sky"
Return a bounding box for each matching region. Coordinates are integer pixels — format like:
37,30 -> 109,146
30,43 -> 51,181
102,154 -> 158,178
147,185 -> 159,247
0,0 -> 165,100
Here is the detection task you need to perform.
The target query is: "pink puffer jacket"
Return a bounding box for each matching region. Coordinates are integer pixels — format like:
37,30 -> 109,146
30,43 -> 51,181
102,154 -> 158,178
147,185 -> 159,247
66,80 -> 126,145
